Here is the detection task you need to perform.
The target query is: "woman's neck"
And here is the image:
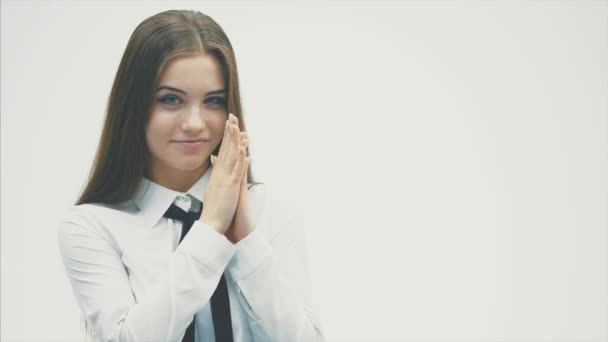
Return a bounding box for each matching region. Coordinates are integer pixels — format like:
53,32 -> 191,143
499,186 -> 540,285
148,160 -> 210,193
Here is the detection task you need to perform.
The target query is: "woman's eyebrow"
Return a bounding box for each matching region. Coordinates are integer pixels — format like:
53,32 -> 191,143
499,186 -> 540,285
205,89 -> 226,96
156,85 -> 226,96
157,85 -> 187,95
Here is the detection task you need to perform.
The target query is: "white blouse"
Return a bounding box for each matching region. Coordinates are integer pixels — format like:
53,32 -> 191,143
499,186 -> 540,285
57,164 -> 325,342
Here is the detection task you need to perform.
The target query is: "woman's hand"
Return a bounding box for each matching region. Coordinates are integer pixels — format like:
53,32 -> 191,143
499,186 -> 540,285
199,113 -> 249,234
225,133 -> 255,244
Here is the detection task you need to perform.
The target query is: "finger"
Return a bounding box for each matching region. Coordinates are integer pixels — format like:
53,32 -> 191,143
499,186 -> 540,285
218,117 -> 232,159
226,119 -> 241,165
227,130 -> 241,168
241,157 -> 250,186
226,124 -> 237,164
232,146 -> 246,178
231,117 -> 241,147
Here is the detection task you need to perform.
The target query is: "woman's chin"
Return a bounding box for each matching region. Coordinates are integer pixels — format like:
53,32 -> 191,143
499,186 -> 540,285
174,158 -> 209,171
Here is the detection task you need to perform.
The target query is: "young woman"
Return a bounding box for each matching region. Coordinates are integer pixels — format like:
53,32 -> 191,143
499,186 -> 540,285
57,9 -> 324,342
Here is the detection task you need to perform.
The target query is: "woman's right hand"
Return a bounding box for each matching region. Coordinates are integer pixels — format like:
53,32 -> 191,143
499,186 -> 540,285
199,113 -> 249,234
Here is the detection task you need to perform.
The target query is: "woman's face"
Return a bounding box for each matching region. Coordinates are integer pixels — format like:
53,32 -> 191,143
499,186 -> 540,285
146,53 -> 228,180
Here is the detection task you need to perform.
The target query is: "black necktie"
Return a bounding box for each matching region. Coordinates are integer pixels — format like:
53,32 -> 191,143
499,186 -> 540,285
163,202 -> 234,342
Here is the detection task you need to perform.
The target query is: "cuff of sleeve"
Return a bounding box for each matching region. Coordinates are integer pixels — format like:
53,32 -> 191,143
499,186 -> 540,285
227,229 -> 272,282
178,221 -> 236,273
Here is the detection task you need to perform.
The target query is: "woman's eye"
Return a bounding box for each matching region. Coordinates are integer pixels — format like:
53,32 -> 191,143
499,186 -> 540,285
205,96 -> 226,106
158,95 -> 183,105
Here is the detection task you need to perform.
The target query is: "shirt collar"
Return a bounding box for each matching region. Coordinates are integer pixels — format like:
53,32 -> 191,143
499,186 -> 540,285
132,164 -> 212,227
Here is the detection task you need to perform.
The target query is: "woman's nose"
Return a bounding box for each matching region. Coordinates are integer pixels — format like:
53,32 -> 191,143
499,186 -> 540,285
182,105 -> 206,131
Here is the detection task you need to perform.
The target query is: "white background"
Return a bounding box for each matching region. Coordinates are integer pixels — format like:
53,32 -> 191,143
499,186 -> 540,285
1,1 -> 607,341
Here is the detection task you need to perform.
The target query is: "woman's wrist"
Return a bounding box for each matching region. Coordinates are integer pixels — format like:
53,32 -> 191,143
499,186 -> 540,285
199,216 -> 227,235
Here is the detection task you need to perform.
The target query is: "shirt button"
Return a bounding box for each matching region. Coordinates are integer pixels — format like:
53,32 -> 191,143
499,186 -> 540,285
176,195 -> 192,211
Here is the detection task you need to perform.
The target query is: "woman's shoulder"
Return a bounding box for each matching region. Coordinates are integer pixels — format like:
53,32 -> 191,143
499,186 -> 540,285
56,202 -> 136,263
57,200 -> 137,241
61,200 -> 136,225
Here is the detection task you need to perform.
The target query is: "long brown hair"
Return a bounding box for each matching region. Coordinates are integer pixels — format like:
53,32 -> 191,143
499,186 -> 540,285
76,10 -> 257,206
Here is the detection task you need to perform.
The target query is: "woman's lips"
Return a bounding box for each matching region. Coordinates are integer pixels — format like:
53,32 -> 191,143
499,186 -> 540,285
173,139 -> 208,151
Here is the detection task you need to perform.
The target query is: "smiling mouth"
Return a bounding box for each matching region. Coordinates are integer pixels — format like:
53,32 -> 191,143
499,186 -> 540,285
173,140 -> 209,151
173,139 -> 209,143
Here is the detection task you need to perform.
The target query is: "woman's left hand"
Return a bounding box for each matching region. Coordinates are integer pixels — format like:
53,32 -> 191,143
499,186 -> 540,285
225,133 -> 255,244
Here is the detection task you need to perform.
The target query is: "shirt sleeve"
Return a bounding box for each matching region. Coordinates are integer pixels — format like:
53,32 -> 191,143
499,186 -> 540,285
57,209 -> 236,342
226,195 -> 326,341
